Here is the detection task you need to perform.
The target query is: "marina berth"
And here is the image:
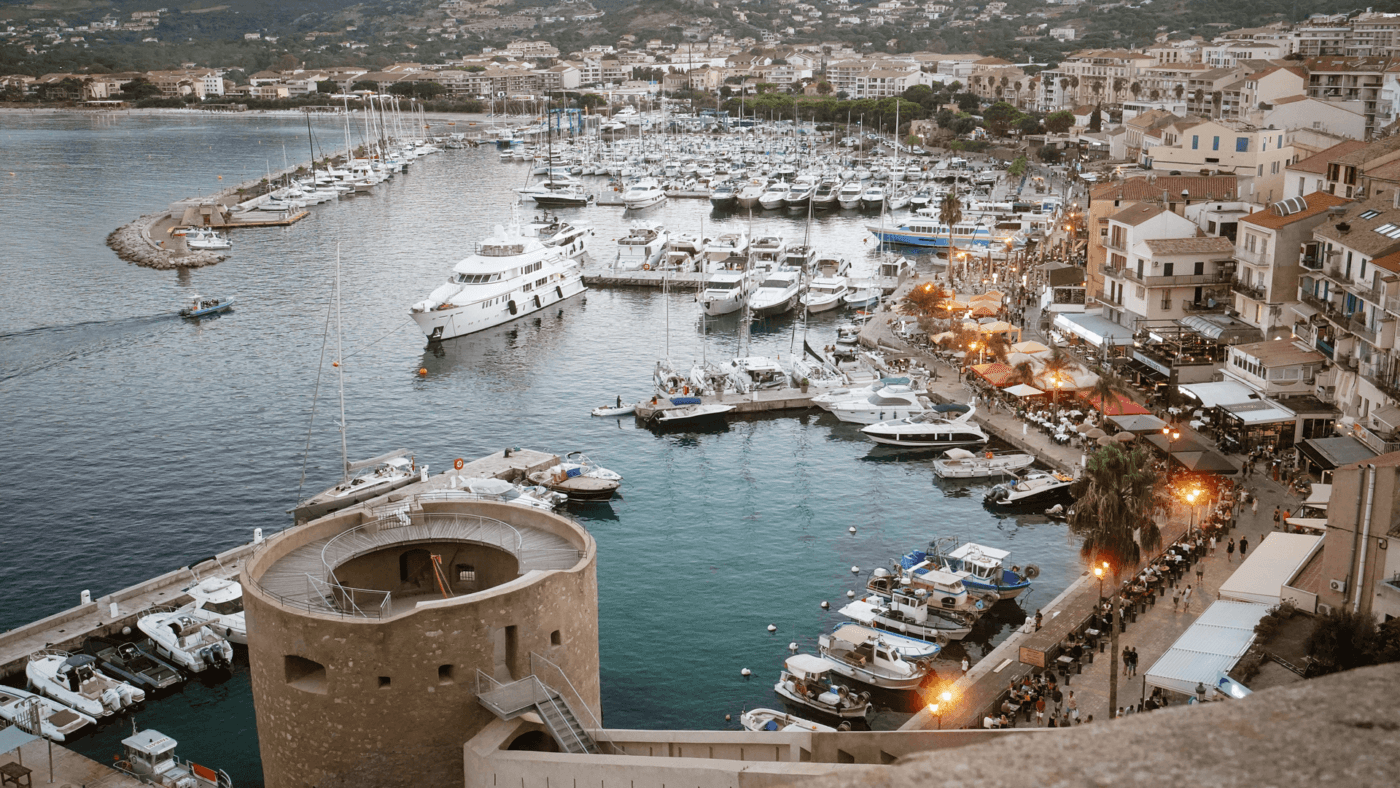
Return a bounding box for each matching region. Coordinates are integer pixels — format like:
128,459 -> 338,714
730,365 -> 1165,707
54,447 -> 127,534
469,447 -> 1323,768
409,223 -> 586,341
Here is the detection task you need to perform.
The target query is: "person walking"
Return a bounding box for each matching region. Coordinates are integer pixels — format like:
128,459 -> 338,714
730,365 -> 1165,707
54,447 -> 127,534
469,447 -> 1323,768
1209,534 -> 1217,556
961,656 -> 970,675
1130,647 -> 1139,677
1172,587 -> 1181,611
1122,645 -> 1131,675
1252,497 -> 1259,517
1195,559 -> 1205,586
1227,537 -> 1236,562
1273,507 -> 1281,529
1240,536 -> 1249,559
1067,690 -> 1078,722
1035,695 -> 1046,726
1182,585 -> 1193,612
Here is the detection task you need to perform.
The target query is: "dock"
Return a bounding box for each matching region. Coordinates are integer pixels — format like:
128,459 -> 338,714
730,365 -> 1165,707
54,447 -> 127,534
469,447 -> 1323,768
635,388 -> 818,420
1,738 -> 145,787
582,266 -> 903,292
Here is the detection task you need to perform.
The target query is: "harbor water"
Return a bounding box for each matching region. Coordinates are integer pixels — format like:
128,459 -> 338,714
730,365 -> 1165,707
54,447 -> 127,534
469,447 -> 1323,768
0,112 -> 1084,784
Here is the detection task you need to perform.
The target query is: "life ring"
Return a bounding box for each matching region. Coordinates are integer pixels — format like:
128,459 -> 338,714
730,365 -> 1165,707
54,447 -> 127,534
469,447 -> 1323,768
985,451 -> 995,459
453,458 -> 465,470
642,263 -> 651,271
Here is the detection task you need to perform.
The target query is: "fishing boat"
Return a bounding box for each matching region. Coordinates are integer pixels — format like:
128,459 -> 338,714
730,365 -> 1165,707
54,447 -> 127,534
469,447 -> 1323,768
860,404 -> 989,448
26,651 -> 146,717
864,561 -> 983,615
773,654 -> 871,720
137,609 -> 234,674
653,403 -> 734,425
932,449 -> 1036,479
984,471 -> 1075,509
527,452 -> 623,502
749,269 -> 802,318
830,622 -> 941,660
929,539 -> 1037,600
817,627 -> 936,690
179,295 -> 234,318
291,451 -> 419,523
829,386 -> 930,425
115,728 -> 233,788
179,577 -> 247,644
0,685 -> 96,742
840,588 -> 977,642
740,708 -> 837,733
82,637 -> 183,692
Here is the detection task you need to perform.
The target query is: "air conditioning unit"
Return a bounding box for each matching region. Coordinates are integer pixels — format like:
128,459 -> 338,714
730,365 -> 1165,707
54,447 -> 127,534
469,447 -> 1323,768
1318,603 -> 1334,616
1329,578 -> 1348,594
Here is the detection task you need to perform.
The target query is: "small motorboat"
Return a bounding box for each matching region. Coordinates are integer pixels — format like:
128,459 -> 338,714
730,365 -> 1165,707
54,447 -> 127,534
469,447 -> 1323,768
455,476 -> 568,510
817,627 -> 937,690
984,471 -> 1075,510
528,452 -> 623,502
740,708 -> 838,733
290,450 -> 419,522
26,651 -> 146,718
933,448 -> 1036,479
865,561 -> 988,615
116,727 -> 232,788
82,637 -> 184,692
843,284 -> 881,310
179,576 -> 247,644
839,588 -> 976,642
653,403 -> 734,425
591,400 -> 636,417
184,228 -> 232,250
0,685 -> 97,742
137,609 -> 234,674
829,622 -> 941,661
929,539 -> 1037,600
179,295 -> 234,318
773,654 -> 871,720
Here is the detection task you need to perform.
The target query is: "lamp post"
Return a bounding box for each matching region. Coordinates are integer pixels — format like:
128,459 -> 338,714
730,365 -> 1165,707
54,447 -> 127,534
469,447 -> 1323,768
930,702 -> 941,729
1186,489 -> 1199,532
1105,558 -> 1120,717
1094,565 -> 1104,601
1162,425 -> 1181,479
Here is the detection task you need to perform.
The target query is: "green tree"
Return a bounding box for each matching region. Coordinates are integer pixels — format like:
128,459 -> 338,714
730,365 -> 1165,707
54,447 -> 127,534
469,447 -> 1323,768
1086,371 -> 1130,415
1007,155 -> 1028,178
938,188 -> 963,287
1068,443 -> 1162,718
905,133 -> 921,147
578,92 -> 605,109
1088,104 -> 1102,133
1037,146 -> 1063,164
1044,110 -> 1074,134
118,77 -> 162,100
316,80 -> 338,94
816,81 -> 833,95
351,80 -> 379,92
1037,343 -> 1075,403
956,92 -> 979,112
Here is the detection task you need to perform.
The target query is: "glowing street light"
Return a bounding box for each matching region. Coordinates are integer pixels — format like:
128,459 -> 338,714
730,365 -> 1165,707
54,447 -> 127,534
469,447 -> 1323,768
929,702 -> 941,729
1094,565 -> 1105,600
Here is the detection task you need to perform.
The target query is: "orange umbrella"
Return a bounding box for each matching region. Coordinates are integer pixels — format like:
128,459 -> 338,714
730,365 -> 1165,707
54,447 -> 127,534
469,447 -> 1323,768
971,362 -> 1016,387
970,304 -> 999,318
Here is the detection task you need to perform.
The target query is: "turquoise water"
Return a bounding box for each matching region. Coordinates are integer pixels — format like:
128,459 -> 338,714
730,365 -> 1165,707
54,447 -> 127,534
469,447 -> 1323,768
0,112 -> 1083,784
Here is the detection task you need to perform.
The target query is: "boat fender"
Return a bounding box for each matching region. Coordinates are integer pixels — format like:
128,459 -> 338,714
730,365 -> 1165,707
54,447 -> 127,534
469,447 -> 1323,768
1024,564 -> 1040,579
975,599 -> 986,611
985,451 -> 994,459
642,263 -> 651,271
837,685 -> 849,699
453,458 -> 465,470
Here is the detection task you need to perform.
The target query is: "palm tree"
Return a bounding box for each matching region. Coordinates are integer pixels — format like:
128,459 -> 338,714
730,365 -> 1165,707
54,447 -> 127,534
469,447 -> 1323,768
1067,442 -> 1163,719
1112,77 -> 1126,103
1210,90 -> 1223,118
1130,81 -> 1141,102
1011,360 -> 1037,387
1150,88 -> 1161,101
1192,88 -> 1205,109
1013,80 -> 1023,106
1087,371 -> 1130,417
1173,83 -> 1185,102
1037,343 -> 1075,404
938,188 -> 963,287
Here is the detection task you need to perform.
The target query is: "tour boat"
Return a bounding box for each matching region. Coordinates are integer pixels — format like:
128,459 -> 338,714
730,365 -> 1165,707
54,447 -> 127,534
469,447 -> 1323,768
932,449 -> 1036,479
653,403 -> 734,425
527,452 -> 623,502
749,269 -> 802,318
409,223 -> 585,341
817,627 -> 936,690
116,728 -> 232,788
179,295 -> 234,318
860,404 -> 989,448
929,540 -> 1037,600
615,222 -> 668,270
184,228 -> 232,250
179,577 -> 247,645
622,177 -> 666,210
700,271 -> 754,316
840,592 -> 975,643
829,622 -> 941,660
837,182 -> 864,209
865,219 -> 1004,249
740,708 -> 837,733
773,654 -> 871,719
137,610 -> 234,674
984,471 -> 1076,509
26,652 -> 146,718
829,386 -> 930,425
82,637 -> 183,692
290,451 -> 419,522
801,277 -> 850,313
0,685 -> 96,742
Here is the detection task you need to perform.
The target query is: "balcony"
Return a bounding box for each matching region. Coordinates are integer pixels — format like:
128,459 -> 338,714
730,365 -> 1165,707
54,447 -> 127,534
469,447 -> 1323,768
1354,283 -> 1389,305
1326,263 -> 1348,283
1231,278 -> 1266,300
1356,423 -> 1400,456
1301,254 -> 1323,271
1100,263 -> 1125,280
1140,271 -> 1233,287
1234,247 -> 1269,267
1350,317 -> 1378,344
1104,236 -> 1127,253
1095,288 -> 1123,307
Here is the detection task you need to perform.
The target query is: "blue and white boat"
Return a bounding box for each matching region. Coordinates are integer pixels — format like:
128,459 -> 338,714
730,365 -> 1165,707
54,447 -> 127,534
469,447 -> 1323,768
830,622 -> 941,660
865,219 -> 1011,249
179,295 -> 234,318
929,540 -> 1036,600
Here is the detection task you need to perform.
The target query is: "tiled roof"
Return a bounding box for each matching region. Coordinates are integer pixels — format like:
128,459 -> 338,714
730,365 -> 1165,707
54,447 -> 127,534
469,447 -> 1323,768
1142,236 -> 1235,255
1111,204 -> 1168,226
1313,195 -> 1400,257
1287,140 -> 1368,174
1371,249 -> 1400,274
1334,134 -> 1400,168
1240,191 -> 1352,230
1089,175 -> 1238,203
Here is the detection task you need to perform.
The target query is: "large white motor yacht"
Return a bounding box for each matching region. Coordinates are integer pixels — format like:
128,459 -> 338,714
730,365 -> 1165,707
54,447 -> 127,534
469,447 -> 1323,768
801,276 -> 850,312
615,222 -> 668,270
829,386 -> 929,425
860,404 -> 990,448
700,271 -> 754,316
749,268 -> 802,317
622,177 -> 666,210
410,224 -> 585,341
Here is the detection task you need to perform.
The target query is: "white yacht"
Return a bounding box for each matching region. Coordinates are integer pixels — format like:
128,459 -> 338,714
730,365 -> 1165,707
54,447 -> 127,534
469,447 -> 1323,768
751,236 -> 788,269
859,184 -> 886,211
811,380 -> 913,412
784,177 -> 815,210
516,177 -> 592,208
179,577 -> 246,645
184,228 -> 231,250
664,233 -> 707,271
726,356 -> 788,391
861,405 -> 990,448
451,476 -> 567,510
137,609 -> 234,674
749,269 -> 802,317
615,222 -> 668,270
622,177 -> 666,210
837,181 -> 864,209
758,181 -> 790,210
801,277 -> 849,313
932,449 -> 1036,479
26,652 -> 145,718
843,281 -> 882,309
817,627 -> 934,690
703,232 -> 749,271
829,386 -> 929,425
524,216 -> 592,260
840,590 -> 976,642
708,181 -> 737,209
736,181 -> 765,209
700,271 -> 753,316
0,685 -> 97,742
984,471 -> 1076,509
410,224 -> 585,341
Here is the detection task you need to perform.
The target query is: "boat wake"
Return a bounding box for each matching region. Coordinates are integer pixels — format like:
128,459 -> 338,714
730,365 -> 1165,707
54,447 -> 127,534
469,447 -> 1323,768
0,314 -> 179,383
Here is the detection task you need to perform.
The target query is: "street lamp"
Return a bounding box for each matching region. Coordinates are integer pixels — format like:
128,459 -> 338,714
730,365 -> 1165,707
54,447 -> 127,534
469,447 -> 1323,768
1094,565 -> 1105,600
929,702 -> 941,729
1163,425 -> 1181,477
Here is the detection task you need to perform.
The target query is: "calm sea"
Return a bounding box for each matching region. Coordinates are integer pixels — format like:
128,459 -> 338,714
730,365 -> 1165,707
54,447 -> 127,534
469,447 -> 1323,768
0,111 -> 1083,784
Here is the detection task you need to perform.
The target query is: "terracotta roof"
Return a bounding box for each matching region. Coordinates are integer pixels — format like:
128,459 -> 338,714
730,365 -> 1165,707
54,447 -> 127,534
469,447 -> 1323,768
1142,236 -> 1235,255
1090,175 -> 1238,203
1111,204 -> 1169,226
1270,94 -> 1309,105
1240,191 -> 1352,230
1334,135 -> 1400,168
1287,140 -> 1368,174
1372,249 -> 1400,274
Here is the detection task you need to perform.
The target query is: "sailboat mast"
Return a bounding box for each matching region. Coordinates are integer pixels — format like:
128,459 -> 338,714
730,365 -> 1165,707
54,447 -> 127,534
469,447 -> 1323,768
335,244 -> 349,482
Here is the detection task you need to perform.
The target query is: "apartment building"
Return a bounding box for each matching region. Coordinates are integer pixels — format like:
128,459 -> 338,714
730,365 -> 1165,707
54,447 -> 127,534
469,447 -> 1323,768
1284,141 -> 1369,200
1314,455 -> 1400,625
1231,191 -> 1351,338
1144,120 -> 1294,204
1305,56 -> 1393,138
1039,49 -> 1156,109
1096,203 -> 1236,328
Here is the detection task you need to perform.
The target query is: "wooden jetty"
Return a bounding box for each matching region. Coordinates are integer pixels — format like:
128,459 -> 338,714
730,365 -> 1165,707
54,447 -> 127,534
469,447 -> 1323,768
634,388 -> 817,420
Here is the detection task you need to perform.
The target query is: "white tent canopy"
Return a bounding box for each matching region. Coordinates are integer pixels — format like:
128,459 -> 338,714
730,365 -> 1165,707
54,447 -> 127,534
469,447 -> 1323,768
1144,600 -> 1269,697
1218,533 -> 1323,606
1177,380 -> 1259,409
1304,484 -> 1331,510
1005,383 -> 1044,398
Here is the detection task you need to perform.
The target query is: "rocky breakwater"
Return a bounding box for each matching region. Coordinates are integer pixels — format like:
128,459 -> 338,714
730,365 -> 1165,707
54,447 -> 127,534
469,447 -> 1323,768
106,211 -> 227,270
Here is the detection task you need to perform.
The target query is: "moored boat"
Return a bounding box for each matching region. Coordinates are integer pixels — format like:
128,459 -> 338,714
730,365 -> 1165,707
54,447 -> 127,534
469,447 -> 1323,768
26,651 -> 146,718
653,403 -> 734,425
773,654 -> 871,720
740,707 -> 838,733
0,685 -> 96,742
527,452 -> 622,502
932,448 -> 1036,479
984,471 -> 1075,509
817,627 -> 937,690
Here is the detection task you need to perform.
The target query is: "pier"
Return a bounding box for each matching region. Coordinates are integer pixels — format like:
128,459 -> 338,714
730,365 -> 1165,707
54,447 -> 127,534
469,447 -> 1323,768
582,265 -> 903,292
2,738 -> 145,787
634,387 -> 819,420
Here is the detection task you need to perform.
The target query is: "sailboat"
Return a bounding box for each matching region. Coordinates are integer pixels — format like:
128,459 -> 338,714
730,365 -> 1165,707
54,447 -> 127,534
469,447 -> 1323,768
291,247 -> 419,523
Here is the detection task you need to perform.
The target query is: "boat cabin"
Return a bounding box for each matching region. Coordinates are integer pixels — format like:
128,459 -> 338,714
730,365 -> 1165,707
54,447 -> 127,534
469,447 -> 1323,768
820,628 -> 904,669
945,543 -> 1010,584
121,729 -> 227,788
59,655 -> 100,693
189,578 -> 244,617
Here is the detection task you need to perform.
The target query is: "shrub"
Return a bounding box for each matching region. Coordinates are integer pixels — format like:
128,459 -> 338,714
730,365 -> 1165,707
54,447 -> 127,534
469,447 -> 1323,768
1305,608 -> 1380,674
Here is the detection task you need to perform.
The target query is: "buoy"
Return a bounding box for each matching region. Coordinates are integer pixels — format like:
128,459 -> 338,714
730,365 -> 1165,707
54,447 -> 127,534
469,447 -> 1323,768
851,566 -> 860,574
821,601 -> 830,609
725,714 -> 732,721
767,624 -> 777,632
741,668 -> 751,677
418,367 -> 428,376
332,361 -> 339,367
121,626 -> 132,636
848,526 -> 857,534
847,590 -> 856,598
789,642 -> 799,652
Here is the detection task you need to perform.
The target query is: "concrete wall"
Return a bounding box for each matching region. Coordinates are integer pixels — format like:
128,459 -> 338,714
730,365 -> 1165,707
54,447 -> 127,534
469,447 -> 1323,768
1317,460 -> 1396,621
243,500 -> 598,788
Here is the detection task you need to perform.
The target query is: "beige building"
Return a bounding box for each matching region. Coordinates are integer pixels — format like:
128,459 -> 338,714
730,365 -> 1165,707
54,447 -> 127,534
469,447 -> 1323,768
1097,204 -> 1236,328
1232,191 -> 1352,338
1316,454 -> 1400,623
1144,120 -> 1294,204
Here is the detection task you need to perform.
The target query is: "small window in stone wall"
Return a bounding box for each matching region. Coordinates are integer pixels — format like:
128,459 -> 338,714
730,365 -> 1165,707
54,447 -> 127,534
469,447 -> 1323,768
285,655 -> 327,694
378,676 -> 392,689
551,630 -> 562,647
439,664 -> 455,685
